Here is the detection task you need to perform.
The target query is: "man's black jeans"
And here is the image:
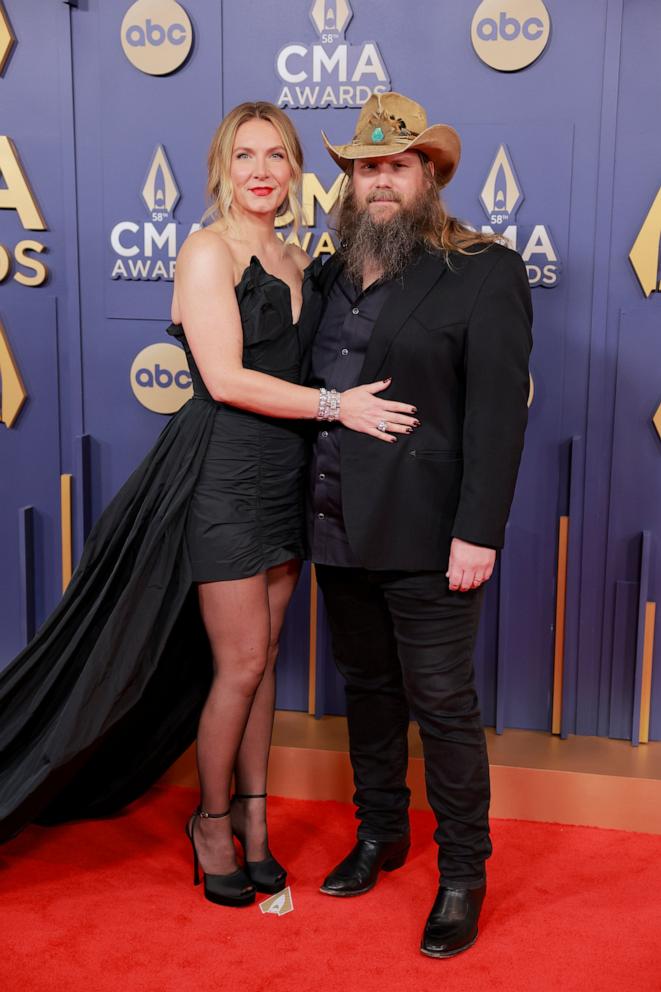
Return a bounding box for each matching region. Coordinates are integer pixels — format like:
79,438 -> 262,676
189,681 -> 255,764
315,565 -> 491,889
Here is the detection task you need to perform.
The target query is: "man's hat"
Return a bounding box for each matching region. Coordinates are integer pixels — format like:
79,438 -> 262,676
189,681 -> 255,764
321,92 -> 461,184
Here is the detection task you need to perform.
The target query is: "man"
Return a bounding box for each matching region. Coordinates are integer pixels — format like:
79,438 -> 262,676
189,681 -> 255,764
308,92 -> 532,958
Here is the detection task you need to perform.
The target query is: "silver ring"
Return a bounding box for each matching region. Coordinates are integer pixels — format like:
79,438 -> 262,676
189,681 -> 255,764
377,420 -> 387,432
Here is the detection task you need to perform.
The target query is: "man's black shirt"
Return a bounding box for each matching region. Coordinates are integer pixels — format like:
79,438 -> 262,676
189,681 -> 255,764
308,270 -> 394,566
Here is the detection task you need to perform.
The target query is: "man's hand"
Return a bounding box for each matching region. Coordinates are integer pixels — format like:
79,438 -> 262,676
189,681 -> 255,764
446,538 -> 496,592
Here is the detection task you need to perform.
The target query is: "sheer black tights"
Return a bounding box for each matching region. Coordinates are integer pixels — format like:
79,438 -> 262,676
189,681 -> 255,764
191,559 -> 300,875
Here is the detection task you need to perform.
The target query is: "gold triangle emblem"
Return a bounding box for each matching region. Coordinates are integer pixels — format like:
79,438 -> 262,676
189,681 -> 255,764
0,1 -> 16,76
259,886 -> 294,916
0,317 -> 27,429
141,145 -> 180,219
630,187 -> 661,297
653,401 -> 661,443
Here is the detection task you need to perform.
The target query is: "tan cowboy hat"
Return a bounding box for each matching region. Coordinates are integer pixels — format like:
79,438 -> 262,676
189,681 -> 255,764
321,92 -> 461,184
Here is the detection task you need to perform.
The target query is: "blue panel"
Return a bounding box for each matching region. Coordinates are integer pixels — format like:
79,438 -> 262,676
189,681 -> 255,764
0,297 -> 61,669
68,0 -> 222,515
315,584 -> 347,718
562,436 -> 585,738
0,1 -> 77,668
632,532 -> 652,746
17,506 -> 35,645
608,305 -> 661,739
582,1 -> 661,737
1,0 -> 659,736
609,581 -> 638,740
275,562 -> 311,712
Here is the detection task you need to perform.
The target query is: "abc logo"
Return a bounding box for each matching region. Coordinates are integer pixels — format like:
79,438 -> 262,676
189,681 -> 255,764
130,343 -> 193,414
121,0 -> 193,76
471,0 -> 550,72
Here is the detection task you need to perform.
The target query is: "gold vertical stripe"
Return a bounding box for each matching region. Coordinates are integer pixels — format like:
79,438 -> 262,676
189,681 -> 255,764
308,566 -> 318,716
552,515 -> 569,735
639,601 -> 656,744
60,474 -> 73,592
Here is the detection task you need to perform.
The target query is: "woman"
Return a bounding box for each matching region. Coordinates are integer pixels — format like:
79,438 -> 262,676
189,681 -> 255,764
0,102 -> 418,907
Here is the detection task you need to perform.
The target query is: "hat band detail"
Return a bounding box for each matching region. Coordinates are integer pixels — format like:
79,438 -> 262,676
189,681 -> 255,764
350,132 -> 419,147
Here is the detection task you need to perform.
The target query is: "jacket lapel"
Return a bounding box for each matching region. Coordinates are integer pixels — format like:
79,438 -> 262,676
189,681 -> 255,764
358,250 -> 447,384
317,251 -> 343,300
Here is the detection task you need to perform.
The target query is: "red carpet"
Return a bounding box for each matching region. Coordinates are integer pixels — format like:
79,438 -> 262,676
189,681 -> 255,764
1,787 -> 660,992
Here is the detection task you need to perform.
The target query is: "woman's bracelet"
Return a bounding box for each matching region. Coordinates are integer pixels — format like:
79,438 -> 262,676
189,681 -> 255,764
317,387 -> 341,422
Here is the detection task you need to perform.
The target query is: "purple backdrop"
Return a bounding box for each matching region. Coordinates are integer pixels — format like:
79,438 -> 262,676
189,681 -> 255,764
0,0 -> 659,740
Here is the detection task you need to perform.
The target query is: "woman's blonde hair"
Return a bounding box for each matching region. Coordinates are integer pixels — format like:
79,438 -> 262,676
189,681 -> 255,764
204,101 -> 303,233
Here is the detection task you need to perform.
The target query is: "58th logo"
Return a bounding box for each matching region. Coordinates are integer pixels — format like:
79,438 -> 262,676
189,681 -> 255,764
479,144 -> 561,288
276,0 -> 391,109
110,145 -> 199,282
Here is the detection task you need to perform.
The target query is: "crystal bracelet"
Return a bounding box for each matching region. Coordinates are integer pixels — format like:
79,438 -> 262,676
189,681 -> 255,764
317,387 -> 341,422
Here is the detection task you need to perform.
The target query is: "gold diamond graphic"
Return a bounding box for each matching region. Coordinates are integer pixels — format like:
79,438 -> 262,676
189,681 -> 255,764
259,886 -> 294,916
141,145 -> 180,219
480,144 -> 523,224
653,401 -> 661,443
0,318 -> 27,429
630,186 -> 661,298
310,0 -> 352,38
0,1 -> 16,76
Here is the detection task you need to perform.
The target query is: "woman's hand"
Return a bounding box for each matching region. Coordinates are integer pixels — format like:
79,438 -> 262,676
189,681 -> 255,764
340,379 -> 419,442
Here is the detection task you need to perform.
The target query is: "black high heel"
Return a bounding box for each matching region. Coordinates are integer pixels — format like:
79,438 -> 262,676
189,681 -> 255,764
231,792 -> 287,894
185,807 -> 256,907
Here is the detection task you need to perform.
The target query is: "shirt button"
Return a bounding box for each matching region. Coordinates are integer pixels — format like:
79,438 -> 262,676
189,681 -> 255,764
352,307 -> 359,315
318,512 -> 325,520
319,472 -> 326,480
321,430 -> 328,438
341,347 -> 349,357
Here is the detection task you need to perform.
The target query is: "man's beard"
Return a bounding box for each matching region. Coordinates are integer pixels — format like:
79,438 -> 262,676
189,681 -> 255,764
336,182 -> 439,285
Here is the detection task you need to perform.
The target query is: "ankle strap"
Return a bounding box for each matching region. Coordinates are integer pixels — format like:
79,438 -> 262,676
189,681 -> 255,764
196,806 -> 230,819
233,793 -> 267,800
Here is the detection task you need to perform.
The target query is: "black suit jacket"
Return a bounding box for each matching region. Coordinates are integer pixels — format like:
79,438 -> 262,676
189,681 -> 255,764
315,243 -> 533,571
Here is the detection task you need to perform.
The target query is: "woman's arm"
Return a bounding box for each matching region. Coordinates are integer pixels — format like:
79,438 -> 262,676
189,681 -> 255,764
173,231 -> 418,440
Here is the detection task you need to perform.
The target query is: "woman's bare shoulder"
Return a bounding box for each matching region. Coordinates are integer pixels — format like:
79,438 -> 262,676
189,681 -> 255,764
177,226 -> 234,272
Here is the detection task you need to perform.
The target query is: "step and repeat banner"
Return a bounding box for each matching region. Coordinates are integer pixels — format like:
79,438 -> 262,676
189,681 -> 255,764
0,0 -> 659,740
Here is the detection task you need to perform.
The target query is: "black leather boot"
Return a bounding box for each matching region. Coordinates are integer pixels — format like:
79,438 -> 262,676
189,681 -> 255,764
420,882 -> 486,958
320,837 -> 410,897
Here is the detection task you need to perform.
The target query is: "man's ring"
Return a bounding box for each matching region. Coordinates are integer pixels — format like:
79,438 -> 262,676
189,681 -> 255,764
377,420 -> 388,432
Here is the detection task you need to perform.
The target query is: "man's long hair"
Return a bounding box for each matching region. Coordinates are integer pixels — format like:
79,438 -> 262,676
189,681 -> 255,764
335,155 -> 500,260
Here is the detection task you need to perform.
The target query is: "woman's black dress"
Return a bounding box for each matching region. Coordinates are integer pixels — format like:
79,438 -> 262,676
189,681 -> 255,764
0,256 -> 323,842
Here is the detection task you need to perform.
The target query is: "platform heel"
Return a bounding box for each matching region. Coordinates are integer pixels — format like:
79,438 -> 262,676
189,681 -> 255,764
231,793 -> 287,894
185,807 -> 256,907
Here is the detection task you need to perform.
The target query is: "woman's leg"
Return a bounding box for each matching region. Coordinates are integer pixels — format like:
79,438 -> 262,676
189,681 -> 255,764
232,559 -> 301,860
192,573 -> 271,875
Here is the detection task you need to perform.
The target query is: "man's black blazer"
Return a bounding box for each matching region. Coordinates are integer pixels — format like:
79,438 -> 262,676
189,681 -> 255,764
315,243 -> 533,571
